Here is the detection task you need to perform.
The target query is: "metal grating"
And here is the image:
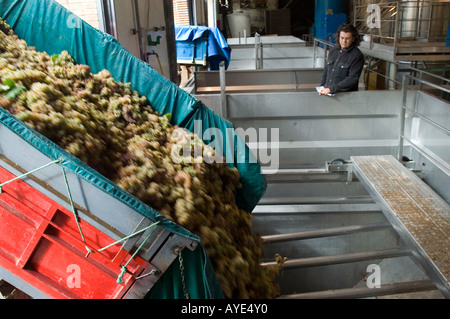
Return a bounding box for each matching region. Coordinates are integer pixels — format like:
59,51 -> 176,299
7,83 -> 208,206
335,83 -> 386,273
351,155 -> 450,298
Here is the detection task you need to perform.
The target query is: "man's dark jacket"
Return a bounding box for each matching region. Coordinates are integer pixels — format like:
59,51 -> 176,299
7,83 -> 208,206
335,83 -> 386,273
320,44 -> 364,94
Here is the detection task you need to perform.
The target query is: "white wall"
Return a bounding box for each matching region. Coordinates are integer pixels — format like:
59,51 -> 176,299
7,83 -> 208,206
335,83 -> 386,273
55,0 -> 100,29
113,0 -> 140,57
113,0 -> 175,81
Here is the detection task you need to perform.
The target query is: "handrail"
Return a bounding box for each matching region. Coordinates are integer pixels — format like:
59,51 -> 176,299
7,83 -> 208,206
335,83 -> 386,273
364,61 -> 450,90
403,74 -> 450,93
312,38 -> 334,68
398,73 -> 450,176
405,66 -> 450,85
354,0 -> 450,55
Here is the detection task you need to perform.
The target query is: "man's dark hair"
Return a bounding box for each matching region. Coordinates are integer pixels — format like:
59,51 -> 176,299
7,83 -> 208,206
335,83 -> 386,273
335,23 -> 361,46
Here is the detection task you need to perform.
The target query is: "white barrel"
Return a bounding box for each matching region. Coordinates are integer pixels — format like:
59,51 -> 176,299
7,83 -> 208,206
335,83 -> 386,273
228,13 -> 251,38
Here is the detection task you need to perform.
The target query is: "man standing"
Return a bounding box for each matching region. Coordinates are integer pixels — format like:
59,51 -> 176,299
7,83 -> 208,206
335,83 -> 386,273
319,24 -> 364,95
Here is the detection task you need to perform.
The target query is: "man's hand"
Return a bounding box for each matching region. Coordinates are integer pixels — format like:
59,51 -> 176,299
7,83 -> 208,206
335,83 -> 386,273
319,87 -> 331,95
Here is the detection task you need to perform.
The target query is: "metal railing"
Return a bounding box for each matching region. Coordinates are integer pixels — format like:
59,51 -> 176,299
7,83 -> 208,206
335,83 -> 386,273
404,65 -> 450,92
312,38 -> 334,68
254,33 -> 263,70
354,0 -> 450,52
398,72 -> 450,175
364,60 -> 450,90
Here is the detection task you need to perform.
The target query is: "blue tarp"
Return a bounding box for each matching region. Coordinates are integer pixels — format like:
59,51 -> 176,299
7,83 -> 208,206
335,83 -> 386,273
175,25 -> 231,70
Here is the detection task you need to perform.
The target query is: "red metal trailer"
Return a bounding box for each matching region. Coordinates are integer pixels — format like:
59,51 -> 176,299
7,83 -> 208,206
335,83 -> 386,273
0,165 -> 163,299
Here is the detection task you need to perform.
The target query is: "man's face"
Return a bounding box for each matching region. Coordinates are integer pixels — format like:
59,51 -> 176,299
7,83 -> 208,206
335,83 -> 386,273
339,31 -> 354,50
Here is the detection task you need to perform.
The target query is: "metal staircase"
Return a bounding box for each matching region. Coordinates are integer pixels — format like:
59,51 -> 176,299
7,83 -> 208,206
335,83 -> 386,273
254,160 -> 447,299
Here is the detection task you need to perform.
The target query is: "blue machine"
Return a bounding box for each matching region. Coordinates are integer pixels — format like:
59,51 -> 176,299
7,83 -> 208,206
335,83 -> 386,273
176,35 -> 208,66
175,26 -> 231,70
313,0 -> 348,42
321,13 -> 347,43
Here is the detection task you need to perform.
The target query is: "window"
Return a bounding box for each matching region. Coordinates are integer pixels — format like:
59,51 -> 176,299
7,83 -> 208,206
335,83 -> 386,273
173,0 -> 191,25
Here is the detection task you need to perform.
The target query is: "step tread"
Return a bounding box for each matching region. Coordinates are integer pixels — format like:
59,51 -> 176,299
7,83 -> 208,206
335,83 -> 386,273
261,223 -> 393,243
261,248 -> 412,269
278,280 -> 439,299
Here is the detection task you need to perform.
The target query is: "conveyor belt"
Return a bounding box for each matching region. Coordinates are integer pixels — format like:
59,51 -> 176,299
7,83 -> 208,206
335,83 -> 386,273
351,155 -> 450,298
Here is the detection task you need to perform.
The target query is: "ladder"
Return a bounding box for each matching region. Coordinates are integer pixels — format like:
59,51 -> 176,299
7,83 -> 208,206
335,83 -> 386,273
255,155 -> 449,299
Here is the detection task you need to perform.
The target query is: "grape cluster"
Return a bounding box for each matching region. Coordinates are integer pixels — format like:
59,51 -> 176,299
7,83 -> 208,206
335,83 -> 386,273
0,18 -> 283,299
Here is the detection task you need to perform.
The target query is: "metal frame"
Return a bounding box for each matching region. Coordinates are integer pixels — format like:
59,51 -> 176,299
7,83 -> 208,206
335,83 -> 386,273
226,36 -> 314,70
354,0 -> 450,43
398,73 -> 450,176
354,0 -> 450,62
312,38 -> 334,68
350,155 -> 450,298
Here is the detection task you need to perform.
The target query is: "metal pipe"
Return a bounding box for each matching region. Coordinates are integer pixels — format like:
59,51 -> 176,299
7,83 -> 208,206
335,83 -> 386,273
278,280 -> 437,299
293,70 -> 298,91
162,0 -> 178,83
211,0 -> 217,29
405,74 -> 450,93
192,0 -> 198,25
313,39 -> 317,67
257,195 -> 375,206
261,248 -> 412,269
406,65 -> 450,85
252,203 -> 380,214
397,75 -> 408,161
219,61 -> 227,118
393,1 -> 400,54
254,33 -> 260,69
261,223 -> 392,244
259,43 -> 263,69
132,0 -> 145,61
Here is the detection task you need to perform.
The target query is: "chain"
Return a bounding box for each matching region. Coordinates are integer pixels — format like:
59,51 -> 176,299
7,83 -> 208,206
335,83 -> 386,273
178,249 -> 190,299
